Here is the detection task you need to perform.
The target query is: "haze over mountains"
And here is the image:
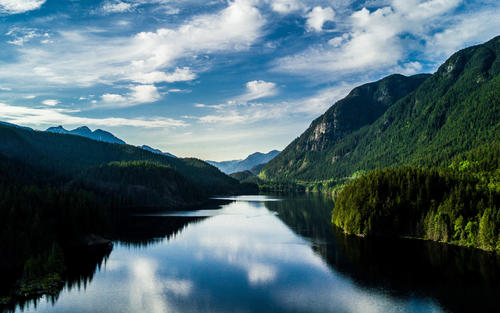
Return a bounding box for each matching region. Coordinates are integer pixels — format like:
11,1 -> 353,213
207,150 -> 280,174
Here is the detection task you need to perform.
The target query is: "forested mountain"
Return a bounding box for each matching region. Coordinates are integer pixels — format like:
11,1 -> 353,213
46,125 -> 126,144
75,161 -> 205,208
230,170 -> 263,185
139,145 -> 176,158
261,36 -> 500,181
0,123 -> 242,195
208,150 -> 280,174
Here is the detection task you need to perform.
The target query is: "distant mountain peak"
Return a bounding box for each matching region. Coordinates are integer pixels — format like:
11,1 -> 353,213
73,126 -> 92,135
45,125 -> 125,145
207,150 -> 280,174
46,125 -> 69,134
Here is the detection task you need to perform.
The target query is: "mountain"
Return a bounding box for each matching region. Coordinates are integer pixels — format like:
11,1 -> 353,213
139,145 -> 176,158
0,122 -> 244,195
230,170 -> 263,185
0,121 -> 33,131
46,125 -> 126,144
208,150 -> 280,174
261,35 -> 500,182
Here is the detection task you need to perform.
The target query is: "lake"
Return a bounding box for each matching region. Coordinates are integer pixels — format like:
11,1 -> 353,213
11,194 -> 500,313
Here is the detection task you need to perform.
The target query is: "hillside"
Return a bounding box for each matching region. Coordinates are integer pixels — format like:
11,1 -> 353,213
0,123 -> 242,195
139,145 -> 176,158
332,142 -> 500,252
208,150 -> 280,174
75,161 -> 205,208
230,170 -> 263,185
261,35 -> 500,182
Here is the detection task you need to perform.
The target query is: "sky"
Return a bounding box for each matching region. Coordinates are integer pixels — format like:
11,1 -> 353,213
0,0 -> 498,161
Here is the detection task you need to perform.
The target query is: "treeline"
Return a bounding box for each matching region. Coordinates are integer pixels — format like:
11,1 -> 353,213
332,164 -> 499,252
75,161 -> 206,209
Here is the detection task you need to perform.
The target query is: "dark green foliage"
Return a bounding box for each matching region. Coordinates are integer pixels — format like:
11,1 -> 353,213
0,123 -> 241,195
332,166 -> 499,252
261,36 -> 500,182
0,155 -> 108,270
230,170 -> 262,184
76,161 -> 205,209
229,171 -> 261,194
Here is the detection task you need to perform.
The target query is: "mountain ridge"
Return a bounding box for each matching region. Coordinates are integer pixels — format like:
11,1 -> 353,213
207,150 -> 280,174
261,35 -> 500,182
46,125 -> 126,145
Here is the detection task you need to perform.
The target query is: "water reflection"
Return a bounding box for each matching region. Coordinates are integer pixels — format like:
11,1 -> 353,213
9,194 -> 499,313
264,194 -> 500,313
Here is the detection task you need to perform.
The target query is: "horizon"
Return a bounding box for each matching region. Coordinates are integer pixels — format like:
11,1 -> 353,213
0,0 -> 499,160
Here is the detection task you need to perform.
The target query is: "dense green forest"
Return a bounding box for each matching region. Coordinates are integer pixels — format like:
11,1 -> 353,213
332,142 -> 500,252
0,154 -> 110,305
261,36 -> 500,182
75,161 -> 206,209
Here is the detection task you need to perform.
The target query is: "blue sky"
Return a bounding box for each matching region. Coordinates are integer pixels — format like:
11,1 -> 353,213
0,0 -> 498,160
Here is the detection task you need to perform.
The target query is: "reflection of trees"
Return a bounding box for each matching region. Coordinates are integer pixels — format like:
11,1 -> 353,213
264,194 -> 334,242
266,194 -> 500,313
111,215 -> 205,248
1,244 -> 112,313
0,215 -> 204,312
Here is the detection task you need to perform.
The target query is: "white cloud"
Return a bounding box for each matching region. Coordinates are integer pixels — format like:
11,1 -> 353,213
199,111 -> 246,124
275,6 -> 404,77
5,27 -> 46,46
42,99 -> 59,106
129,85 -> 161,103
100,85 -> 160,107
0,0 -> 265,91
425,9 -> 500,60
328,33 -> 349,47
0,102 -> 187,128
0,0 -> 46,14
101,93 -> 127,103
101,1 -> 133,14
196,80 -> 278,115
306,6 -> 335,32
294,82 -> 358,115
197,81 -> 356,125
274,0 -> 493,79
130,67 -> 197,84
240,80 -> 278,102
392,0 -> 462,20
267,0 -> 304,14
393,61 -> 423,75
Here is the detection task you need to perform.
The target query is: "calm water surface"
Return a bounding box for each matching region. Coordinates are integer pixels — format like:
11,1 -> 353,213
13,194 -> 500,313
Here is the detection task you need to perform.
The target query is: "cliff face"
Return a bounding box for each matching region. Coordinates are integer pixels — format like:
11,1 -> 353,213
261,73 -> 430,179
301,73 -> 431,152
